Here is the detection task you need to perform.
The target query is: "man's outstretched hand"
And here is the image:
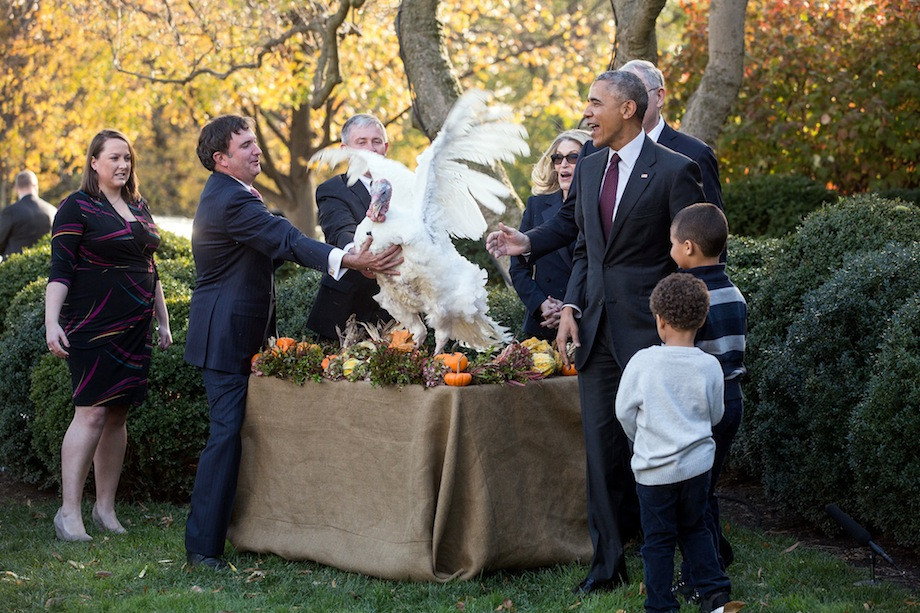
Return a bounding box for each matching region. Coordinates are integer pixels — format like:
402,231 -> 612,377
485,222 -> 531,258
342,236 -> 402,276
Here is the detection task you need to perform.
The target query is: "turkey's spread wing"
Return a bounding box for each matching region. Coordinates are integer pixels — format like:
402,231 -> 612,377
414,90 -> 529,240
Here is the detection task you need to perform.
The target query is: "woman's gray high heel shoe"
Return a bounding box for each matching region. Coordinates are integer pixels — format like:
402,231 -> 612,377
92,505 -> 127,534
53,508 -> 92,542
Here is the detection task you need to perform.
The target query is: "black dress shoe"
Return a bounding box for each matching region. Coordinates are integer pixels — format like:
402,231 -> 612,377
187,551 -> 228,570
572,576 -> 620,595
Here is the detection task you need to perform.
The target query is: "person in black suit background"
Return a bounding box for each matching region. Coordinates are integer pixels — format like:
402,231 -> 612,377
0,170 -> 57,259
307,114 -> 392,340
485,60 -> 723,260
509,129 -> 590,340
183,115 -> 401,570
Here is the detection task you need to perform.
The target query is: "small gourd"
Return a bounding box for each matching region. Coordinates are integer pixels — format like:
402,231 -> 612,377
435,352 -> 469,372
444,371 -> 473,386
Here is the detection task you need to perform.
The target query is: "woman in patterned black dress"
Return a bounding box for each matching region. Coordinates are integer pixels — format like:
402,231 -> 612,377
45,130 -> 171,541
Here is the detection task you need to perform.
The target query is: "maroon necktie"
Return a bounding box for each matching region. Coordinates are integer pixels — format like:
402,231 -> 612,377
250,186 -> 263,201
599,153 -> 621,240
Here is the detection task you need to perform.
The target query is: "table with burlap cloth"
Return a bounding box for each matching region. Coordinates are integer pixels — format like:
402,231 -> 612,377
228,375 -> 591,581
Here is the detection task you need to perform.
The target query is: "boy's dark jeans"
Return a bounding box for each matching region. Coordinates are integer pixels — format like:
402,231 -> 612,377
638,471 -> 731,612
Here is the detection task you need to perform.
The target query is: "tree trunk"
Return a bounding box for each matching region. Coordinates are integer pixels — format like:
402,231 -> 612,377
252,104 -> 321,237
396,0 -> 523,233
680,0 -> 749,146
609,0 -> 667,68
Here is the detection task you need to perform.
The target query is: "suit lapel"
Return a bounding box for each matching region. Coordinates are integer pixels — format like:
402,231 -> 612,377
345,175 -> 371,219
606,138 -> 657,251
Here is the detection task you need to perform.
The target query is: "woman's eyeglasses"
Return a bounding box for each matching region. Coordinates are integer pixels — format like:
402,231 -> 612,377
550,153 -> 579,166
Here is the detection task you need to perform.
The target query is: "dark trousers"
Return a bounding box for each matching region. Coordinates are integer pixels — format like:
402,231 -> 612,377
185,368 -> 250,557
682,396 -> 743,582
638,471 -> 731,612
577,318 -> 639,584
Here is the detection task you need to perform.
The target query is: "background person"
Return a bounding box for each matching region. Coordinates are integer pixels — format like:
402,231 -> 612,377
510,129 -> 590,340
307,114 -> 393,340
0,170 -> 57,259
45,129 -> 172,541
183,115 -> 401,570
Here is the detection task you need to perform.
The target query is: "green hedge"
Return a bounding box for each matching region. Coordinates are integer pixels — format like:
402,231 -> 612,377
849,294 -> 920,546
275,268 -> 323,341
750,243 -> 920,528
723,175 -> 836,238
0,279 -> 54,486
0,238 -> 51,335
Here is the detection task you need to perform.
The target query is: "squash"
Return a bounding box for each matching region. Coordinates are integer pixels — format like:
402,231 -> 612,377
561,363 -> 577,376
444,371 -> 472,386
251,353 -> 262,365
388,329 -> 415,352
275,337 -> 297,352
321,354 -> 338,370
434,352 -> 469,372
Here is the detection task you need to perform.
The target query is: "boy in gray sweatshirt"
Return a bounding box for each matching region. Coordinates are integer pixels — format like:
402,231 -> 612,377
615,272 -> 731,613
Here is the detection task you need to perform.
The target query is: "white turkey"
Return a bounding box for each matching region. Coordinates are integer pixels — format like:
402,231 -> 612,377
311,90 -> 529,354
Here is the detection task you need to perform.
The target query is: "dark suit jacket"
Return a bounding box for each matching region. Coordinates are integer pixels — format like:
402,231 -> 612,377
509,191 -> 573,339
0,194 -> 57,256
564,136 -> 705,370
184,172 -> 333,374
527,122 -> 722,259
307,174 -> 389,339
658,122 -> 722,208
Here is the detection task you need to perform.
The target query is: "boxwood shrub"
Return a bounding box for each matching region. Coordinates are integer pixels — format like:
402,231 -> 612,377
723,174 -> 836,238
750,242 -> 920,527
0,238 -> 51,335
849,294 -> 920,546
0,279 -> 53,485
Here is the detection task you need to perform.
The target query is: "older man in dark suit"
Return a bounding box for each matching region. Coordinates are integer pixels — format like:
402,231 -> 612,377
183,115 -> 401,570
0,170 -> 56,259
307,114 -> 392,340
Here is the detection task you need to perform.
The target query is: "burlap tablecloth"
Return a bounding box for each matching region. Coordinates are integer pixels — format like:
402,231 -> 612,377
228,375 -> 592,581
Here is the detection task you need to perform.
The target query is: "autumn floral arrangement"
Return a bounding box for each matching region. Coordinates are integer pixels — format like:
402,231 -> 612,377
251,322 -> 577,388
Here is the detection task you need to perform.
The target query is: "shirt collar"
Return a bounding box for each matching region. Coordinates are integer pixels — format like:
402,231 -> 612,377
648,116 -> 666,143
608,130 -> 646,169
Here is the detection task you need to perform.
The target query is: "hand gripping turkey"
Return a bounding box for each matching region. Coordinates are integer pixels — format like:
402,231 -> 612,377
312,91 -> 529,354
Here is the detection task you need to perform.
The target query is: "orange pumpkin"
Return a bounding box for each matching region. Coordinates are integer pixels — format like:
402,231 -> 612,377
388,329 -> 415,352
444,371 -> 472,386
276,337 -> 297,352
561,363 -> 578,376
251,353 -> 262,365
435,352 -> 468,372
321,354 -> 338,370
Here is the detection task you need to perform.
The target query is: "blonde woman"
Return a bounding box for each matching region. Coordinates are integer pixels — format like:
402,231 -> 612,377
510,129 -> 591,340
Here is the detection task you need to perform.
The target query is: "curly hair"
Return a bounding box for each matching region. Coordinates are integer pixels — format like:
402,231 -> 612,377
672,203 -> 728,258
649,272 -> 710,331
530,129 -> 591,195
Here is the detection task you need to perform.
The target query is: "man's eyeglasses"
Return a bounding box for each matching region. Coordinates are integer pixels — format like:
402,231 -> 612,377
551,153 -> 579,166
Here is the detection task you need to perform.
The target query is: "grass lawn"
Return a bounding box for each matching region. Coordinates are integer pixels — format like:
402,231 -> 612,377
1,499 -> 916,612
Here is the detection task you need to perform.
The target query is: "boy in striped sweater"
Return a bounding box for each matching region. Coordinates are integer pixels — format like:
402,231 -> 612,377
668,203 -> 747,600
